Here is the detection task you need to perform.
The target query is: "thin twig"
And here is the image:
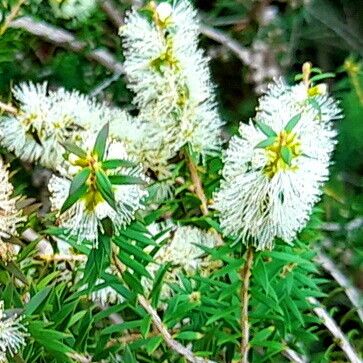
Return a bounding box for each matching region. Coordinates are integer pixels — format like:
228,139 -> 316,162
9,16 -> 124,74
308,297 -> 362,363
137,295 -> 217,363
0,0 -> 26,35
98,0 -> 124,28
0,101 -> 17,114
200,24 -> 251,65
240,246 -> 254,363
315,251 -> 363,324
282,348 -> 307,363
90,70 -> 123,97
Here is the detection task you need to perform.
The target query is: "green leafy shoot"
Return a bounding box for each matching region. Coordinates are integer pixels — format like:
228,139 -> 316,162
93,123 -> 109,161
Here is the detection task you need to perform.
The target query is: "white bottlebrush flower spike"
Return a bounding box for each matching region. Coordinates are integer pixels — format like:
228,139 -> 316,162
49,141 -> 148,247
0,82 -> 108,169
0,159 -> 24,263
121,0 -> 223,160
214,79 -> 341,250
49,0 -> 97,20
144,226 -> 219,300
0,301 -> 27,360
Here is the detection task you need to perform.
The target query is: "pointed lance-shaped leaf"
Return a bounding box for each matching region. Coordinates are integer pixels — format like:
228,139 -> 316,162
109,175 -> 146,185
102,159 -> 136,170
284,113 -> 301,132
60,184 -> 88,214
93,123 -> 109,161
255,137 -> 276,149
69,168 -> 91,195
255,120 -> 277,137
281,146 -> 293,166
61,141 -> 87,158
95,170 -> 117,211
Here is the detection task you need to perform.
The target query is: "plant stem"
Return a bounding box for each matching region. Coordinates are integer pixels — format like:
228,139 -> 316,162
240,246 -> 254,363
185,151 -> 209,216
0,101 -> 17,114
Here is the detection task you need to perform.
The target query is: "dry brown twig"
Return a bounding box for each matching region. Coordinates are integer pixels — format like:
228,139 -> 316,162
9,16 -> 124,74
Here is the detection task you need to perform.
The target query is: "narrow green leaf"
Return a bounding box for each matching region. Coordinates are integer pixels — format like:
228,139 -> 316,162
175,331 -> 203,340
69,168 -> 90,195
118,251 -> 151,278
255,121 -> 277,137
280,146 -> 292,166
102,159 -> 136,169
60,184 -> 87,214
255,137 -> 276,149
61,142 -> 87,158
310,72 -> 335,82
24,287 -> 52,315
109,175 -> 146,185
250,327 -> 274,345
95,170 -> 117,211
93,123 -> 109,161
284,114 -> 301,132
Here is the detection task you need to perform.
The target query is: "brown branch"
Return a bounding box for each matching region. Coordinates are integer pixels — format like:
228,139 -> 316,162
9,16 -> 124,74
138,295 -> 217,363
240,246 -> 254,363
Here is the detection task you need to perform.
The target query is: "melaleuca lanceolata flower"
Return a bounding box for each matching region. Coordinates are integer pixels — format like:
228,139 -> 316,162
0,301 -> 27,361
121,0 -> 223,164
0,82 -> 111,169
0,159 -> 24,263
49,0 -> 96,20
214,77 -> 341,250
48,125 -> 148,247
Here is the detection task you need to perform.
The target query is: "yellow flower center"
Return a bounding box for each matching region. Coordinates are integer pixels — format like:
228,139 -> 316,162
264,130 -> 301,178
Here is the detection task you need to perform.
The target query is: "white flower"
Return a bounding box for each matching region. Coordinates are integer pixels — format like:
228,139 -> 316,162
144,226 -> 219,300
0,82 -> 108,169
0,301 -> 27,360
214,80 -> 341,250
121,0 -> 223,159
49,141 -> 148,247
49,0 -> 97,20
0,159 -> 24,263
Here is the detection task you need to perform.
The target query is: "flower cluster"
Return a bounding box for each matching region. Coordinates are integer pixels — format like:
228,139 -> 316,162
214,79 -> 340,250
49,0 -> 97,21
0,301 -> 27,362
0,83 -> 109,169
0,159 -> 24,263
121,0 -> 223,175
49,137 -> 148,247
144,226 -> 220,300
